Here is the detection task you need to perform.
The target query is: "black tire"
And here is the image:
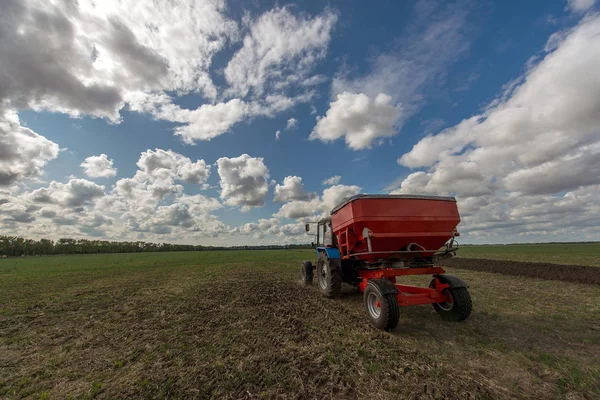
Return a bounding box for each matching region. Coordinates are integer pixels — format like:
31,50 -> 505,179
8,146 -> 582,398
430,279 -> 472,322
364,282 -> 400,331
315,252 -> 342,297
301,260 -> 313,285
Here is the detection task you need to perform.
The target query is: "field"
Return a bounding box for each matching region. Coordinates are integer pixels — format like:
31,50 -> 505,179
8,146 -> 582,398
456,243 -> 600,266
1,247 -> 600,399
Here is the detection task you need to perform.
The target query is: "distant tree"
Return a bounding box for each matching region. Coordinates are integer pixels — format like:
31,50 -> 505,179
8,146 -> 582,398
0,234 -> 312,257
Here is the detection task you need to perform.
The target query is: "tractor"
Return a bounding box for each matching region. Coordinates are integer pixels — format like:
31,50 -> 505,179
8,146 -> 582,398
302,194 -> 472,331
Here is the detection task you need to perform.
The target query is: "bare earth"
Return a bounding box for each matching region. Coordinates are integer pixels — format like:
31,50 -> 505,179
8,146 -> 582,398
439,257 -> 600,285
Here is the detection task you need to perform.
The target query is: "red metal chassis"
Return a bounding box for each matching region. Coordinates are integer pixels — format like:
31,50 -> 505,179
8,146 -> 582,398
358,266 -> 453,306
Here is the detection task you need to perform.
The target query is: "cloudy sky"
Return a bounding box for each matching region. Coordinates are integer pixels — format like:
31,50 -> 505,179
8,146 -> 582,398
1,0 -> 599,245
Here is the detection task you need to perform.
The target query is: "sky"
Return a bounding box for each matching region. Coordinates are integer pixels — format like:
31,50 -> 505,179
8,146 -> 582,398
1,0 -> 599,245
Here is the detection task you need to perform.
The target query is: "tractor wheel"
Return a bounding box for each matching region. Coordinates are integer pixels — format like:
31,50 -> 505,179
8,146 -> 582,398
301,260 -> 313,285
364,281 -> 400,331
429,279 -> 472,322
316,252 -> 342,297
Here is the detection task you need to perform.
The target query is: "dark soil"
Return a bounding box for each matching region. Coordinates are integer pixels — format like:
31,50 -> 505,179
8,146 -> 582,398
439,257 -> 600,285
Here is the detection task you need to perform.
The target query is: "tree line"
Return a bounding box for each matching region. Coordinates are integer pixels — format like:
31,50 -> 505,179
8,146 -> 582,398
0,236 -> 311,257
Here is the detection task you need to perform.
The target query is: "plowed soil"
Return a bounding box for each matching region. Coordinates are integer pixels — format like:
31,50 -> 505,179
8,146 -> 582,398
439,257 -> 600,285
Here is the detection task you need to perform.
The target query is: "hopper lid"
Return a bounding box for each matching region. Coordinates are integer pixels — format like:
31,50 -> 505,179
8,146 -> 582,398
330,194 -> 457,215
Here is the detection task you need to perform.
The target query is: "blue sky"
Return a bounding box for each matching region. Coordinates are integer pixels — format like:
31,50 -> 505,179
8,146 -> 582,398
1,0 -> 599,245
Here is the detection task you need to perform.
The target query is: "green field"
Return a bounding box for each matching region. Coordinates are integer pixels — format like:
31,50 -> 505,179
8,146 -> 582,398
1,250 -> 599,398
457,243 -> 600,266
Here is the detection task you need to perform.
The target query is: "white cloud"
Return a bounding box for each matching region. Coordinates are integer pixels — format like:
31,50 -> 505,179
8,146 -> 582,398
80,154 -> 117,178
0,0 -> 238,121
286,118 -> 298,130
273,176 -> 312,202
136,149 -> 210,184
0,147 -> 229,242
0,109 -> 60,186
109,148 -> 211,216
323,0 -> 472,149
566,0 -> 597,13
310,92 -> 402,150
231,217 -> 307,242
28,179 -> 106,208
322,175 -> 341,185
333,1 -> 471,107
161,99 -> 249,144
1,1 -> 337,152
392,14 -> 600,240
321,184 -> 362,210
130,90 -> 316,144
217,154 -> 270,209
224,7 -> 337,98
274,184 -> 361,219
275,130 -> 281,140
275,197 -> 323,219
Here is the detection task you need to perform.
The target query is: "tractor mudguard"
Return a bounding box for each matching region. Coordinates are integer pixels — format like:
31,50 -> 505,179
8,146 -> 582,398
316,247 -> 341,259
367,279 -> 399,296
433,274 -> 469,289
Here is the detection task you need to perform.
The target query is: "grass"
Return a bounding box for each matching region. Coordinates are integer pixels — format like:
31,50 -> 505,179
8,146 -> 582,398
1,250 -> 599,398
457,243 -> 600,266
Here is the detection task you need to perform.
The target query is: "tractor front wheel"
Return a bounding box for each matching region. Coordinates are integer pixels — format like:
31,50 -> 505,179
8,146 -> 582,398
430,279 -> 472,322
301,260 -> 313,285
364,282 -> 400,331
316,252 -> 342,297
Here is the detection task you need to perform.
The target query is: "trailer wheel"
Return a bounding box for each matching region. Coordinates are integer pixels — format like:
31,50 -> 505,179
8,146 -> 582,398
316,252 -> 341,297
430,279 -> 472,322
301,260 -> 313,285
364,282 -> 400,331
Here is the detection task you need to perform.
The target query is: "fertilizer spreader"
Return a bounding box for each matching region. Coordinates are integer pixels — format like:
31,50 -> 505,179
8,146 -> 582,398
302,194 -> 472,330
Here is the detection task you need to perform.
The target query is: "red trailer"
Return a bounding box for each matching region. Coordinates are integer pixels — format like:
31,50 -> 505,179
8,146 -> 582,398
302,194 -> 471,331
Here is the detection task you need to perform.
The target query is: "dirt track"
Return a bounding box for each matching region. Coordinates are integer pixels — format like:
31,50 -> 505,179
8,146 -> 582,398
439,257 -> 600,285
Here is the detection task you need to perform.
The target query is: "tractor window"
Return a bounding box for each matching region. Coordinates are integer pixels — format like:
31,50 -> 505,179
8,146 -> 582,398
317,223 -> 327,247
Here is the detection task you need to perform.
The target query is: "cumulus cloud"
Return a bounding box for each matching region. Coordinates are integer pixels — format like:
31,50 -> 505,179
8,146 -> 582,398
273,176 -> 313,202
321,184 -> 362,210
106,148 -> 213,232
131,89 -> 316,144
310,92 -> 402,150
320,0 -> 473,149
0,109 -> 60,186
566,0 -> 597,13
392,14 -> 600,239
231,217 -> 307,242
322,176 -> 341,185
274,198 -> 323,219
274,183 -> 361,219
275,130 -> 281,140
217,154 -> 270,210
0,0 -> 238,119
28,179 -> 106,208
0,202 -> 36,223
286,118 -> 298,130
136,149 -> 210,184
81,154 -> 117,178
0,148 -> 227,243
224,7 -> 337,98
159,99 -> 249,144
1,0 -> 338,152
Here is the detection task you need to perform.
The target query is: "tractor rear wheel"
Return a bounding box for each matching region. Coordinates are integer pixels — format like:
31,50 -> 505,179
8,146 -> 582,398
430,279 -> 472,322
301,260 -> 313,285
316,252 -> 342,297
364,282 -> 400,331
